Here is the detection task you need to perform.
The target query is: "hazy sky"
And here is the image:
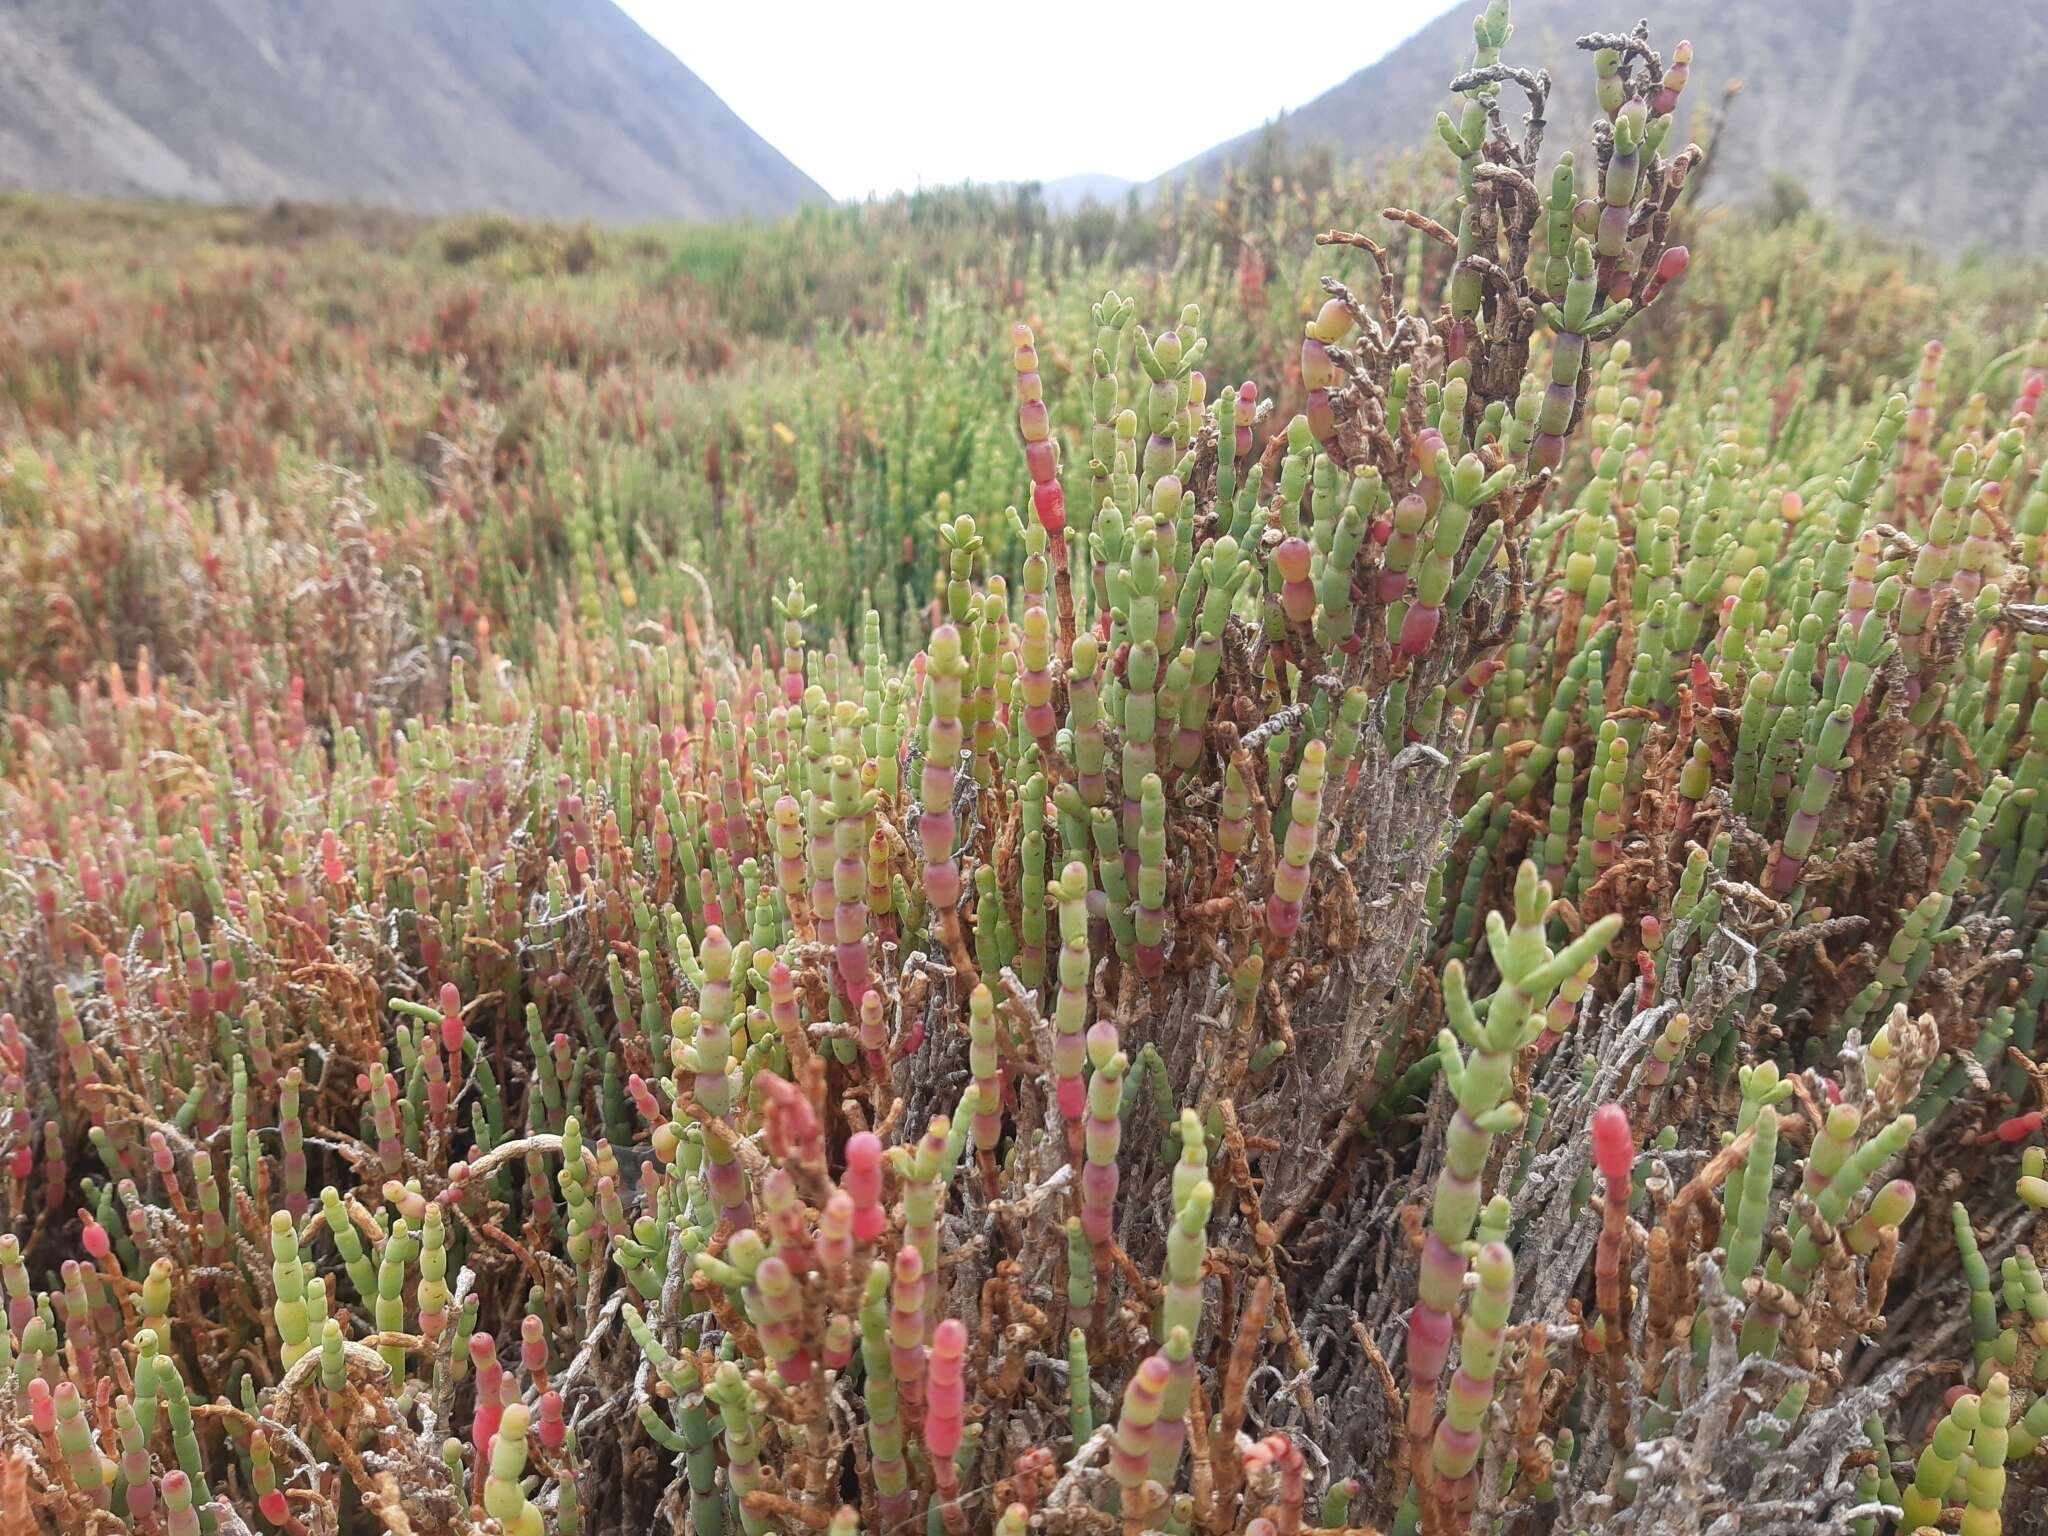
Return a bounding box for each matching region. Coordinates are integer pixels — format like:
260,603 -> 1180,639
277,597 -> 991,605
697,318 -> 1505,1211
619,1 -> 1461,201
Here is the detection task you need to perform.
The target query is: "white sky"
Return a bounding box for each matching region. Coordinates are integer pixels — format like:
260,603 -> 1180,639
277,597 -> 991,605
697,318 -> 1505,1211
619,0 -> 1462,201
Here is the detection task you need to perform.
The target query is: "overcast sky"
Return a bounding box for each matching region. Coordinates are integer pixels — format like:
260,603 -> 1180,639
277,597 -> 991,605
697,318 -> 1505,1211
619,0 -> 1461,201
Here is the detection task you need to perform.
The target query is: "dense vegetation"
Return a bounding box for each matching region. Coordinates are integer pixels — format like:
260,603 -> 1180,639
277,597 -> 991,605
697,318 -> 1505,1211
4,9 -> 2048,1536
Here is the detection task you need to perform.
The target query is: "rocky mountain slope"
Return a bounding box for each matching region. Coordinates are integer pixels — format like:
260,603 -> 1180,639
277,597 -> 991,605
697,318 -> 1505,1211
1171,0 -> 2048,252
0,0 -> 824,222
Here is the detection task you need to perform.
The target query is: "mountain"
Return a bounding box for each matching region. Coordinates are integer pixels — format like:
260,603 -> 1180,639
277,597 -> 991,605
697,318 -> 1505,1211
1167,0 -> 2048,253
1040,174 -> 1138,213
0,0 -> 824,223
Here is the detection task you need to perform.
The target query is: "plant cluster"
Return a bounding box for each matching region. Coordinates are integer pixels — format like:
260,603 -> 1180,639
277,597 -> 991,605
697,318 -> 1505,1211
4,8 -> 2048,1536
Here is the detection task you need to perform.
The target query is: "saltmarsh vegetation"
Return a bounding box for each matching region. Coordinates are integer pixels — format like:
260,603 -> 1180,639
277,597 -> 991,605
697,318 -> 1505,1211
4,6 -> 2048,1536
